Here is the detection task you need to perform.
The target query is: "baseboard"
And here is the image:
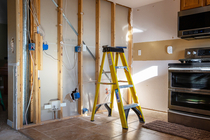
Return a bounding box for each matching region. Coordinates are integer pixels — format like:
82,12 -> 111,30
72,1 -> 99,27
7,119 -> 13,128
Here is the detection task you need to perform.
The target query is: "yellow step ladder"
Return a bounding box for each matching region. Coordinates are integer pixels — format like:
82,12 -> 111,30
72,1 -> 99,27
91,45 -> 145,129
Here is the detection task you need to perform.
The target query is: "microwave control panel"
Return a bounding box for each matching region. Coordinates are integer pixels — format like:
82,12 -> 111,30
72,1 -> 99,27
185,47 -> 210,59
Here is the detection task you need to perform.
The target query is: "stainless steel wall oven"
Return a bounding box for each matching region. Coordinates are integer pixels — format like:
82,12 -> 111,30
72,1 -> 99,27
168,47 -> 210,131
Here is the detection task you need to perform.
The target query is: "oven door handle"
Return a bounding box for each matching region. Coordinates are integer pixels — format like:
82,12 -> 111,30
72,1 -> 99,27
168,68 -> 210,71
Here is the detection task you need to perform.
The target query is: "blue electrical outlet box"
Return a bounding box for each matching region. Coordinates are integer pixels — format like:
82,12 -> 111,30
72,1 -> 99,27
29,43 -> 35,51
83,108 -> 88,114
43,43 -> 48,50
71,88 -> 80,101
73,92 -> 80,100
75,46 -> 81,52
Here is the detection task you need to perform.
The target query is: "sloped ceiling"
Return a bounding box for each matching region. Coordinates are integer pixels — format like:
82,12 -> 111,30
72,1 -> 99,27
108,0 -> 163,8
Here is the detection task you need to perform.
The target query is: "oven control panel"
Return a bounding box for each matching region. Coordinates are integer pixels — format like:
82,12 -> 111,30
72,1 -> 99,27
185,47 -> 210,59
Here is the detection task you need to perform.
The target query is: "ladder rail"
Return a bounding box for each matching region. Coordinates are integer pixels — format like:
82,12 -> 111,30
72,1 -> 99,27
110,52 -> 119,116
107,52 -> 128,129
91,53 -> 106,121
119,53 -> 145,122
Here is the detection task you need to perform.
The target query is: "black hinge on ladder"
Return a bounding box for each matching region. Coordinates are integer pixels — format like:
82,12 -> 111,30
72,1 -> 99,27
95,102 -> 112,117
123,103 -> 145,123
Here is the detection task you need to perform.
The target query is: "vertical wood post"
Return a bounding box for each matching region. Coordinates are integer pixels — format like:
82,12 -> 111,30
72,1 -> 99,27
17,0 -> 23,129
128,8 -> 133,104
111,2 -> 116,47
57,0 -> 63,118
33,33 -> 39,123
95,0 -> 100,104
78,0 -> 83,115
29,0 -> 34,122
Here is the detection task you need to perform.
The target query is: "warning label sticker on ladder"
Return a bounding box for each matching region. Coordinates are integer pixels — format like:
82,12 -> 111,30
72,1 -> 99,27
115,89 -> 121,102
108,53 -> 113,66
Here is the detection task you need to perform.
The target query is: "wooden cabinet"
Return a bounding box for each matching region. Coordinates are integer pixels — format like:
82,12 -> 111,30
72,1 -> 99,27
207,0 -> 210,5
181,0 -> 205,11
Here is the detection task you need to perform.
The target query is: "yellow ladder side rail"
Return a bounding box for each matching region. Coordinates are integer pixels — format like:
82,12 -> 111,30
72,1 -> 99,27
107,52 -> 128,129
110,52 -> 119,115
119,53 -> 145,122
91,53 -> 106,121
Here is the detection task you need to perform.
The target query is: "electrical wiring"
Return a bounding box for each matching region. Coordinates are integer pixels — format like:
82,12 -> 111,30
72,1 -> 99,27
28,0 -> 46,41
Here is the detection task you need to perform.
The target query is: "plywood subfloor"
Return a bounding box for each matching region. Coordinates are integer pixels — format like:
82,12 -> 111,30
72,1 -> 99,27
19,109 -> 186,140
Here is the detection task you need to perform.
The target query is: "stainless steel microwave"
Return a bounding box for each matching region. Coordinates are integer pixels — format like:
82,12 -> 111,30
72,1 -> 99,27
178,5 -> 210,40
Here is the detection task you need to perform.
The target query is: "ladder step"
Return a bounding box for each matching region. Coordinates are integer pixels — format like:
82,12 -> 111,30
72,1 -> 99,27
123,103 -> 138,110
119,85 -> 133,89
98,82 -> 116,85
118,80 -> 128,83
115,66 -> 127,69
96,102 -> 111,107
103,71 -> 111,74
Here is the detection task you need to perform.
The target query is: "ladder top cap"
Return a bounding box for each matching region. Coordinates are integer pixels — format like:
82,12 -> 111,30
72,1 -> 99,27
102,46 -> 124,53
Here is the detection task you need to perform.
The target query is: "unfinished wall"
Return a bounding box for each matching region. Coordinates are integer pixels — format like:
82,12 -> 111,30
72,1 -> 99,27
39,0 -> 130,121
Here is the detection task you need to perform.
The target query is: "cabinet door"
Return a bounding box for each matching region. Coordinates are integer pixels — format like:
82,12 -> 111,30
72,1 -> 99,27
207,0 -> 210,5
181,0 -> 205,11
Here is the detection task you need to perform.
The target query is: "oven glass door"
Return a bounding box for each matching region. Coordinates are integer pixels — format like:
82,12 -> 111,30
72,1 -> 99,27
171,72 -> 210,90
171,91 -> 210,111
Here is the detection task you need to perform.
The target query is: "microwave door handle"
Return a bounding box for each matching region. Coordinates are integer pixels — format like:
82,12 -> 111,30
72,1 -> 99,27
194,36 -> 210,39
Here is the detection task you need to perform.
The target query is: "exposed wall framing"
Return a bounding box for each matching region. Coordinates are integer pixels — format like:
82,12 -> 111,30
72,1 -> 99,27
57,0 -> 63,119
14,0 -> 133,128
78,0 -> 83,115
95,0 -> 100,104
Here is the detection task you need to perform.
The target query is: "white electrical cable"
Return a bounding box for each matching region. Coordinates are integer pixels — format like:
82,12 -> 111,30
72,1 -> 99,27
25,51 -> 34,125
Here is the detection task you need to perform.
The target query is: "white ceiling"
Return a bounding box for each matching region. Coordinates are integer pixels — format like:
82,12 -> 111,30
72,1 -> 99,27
108,0 -> 163,8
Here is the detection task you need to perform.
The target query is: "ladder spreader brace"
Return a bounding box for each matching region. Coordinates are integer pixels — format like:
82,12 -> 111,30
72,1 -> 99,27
91,45 -> 145,129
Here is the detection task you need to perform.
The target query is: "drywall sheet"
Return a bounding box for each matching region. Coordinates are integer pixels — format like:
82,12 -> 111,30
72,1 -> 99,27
133,0 -> 180,43
40,0 -> 59,121
133,60 -> 178,112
